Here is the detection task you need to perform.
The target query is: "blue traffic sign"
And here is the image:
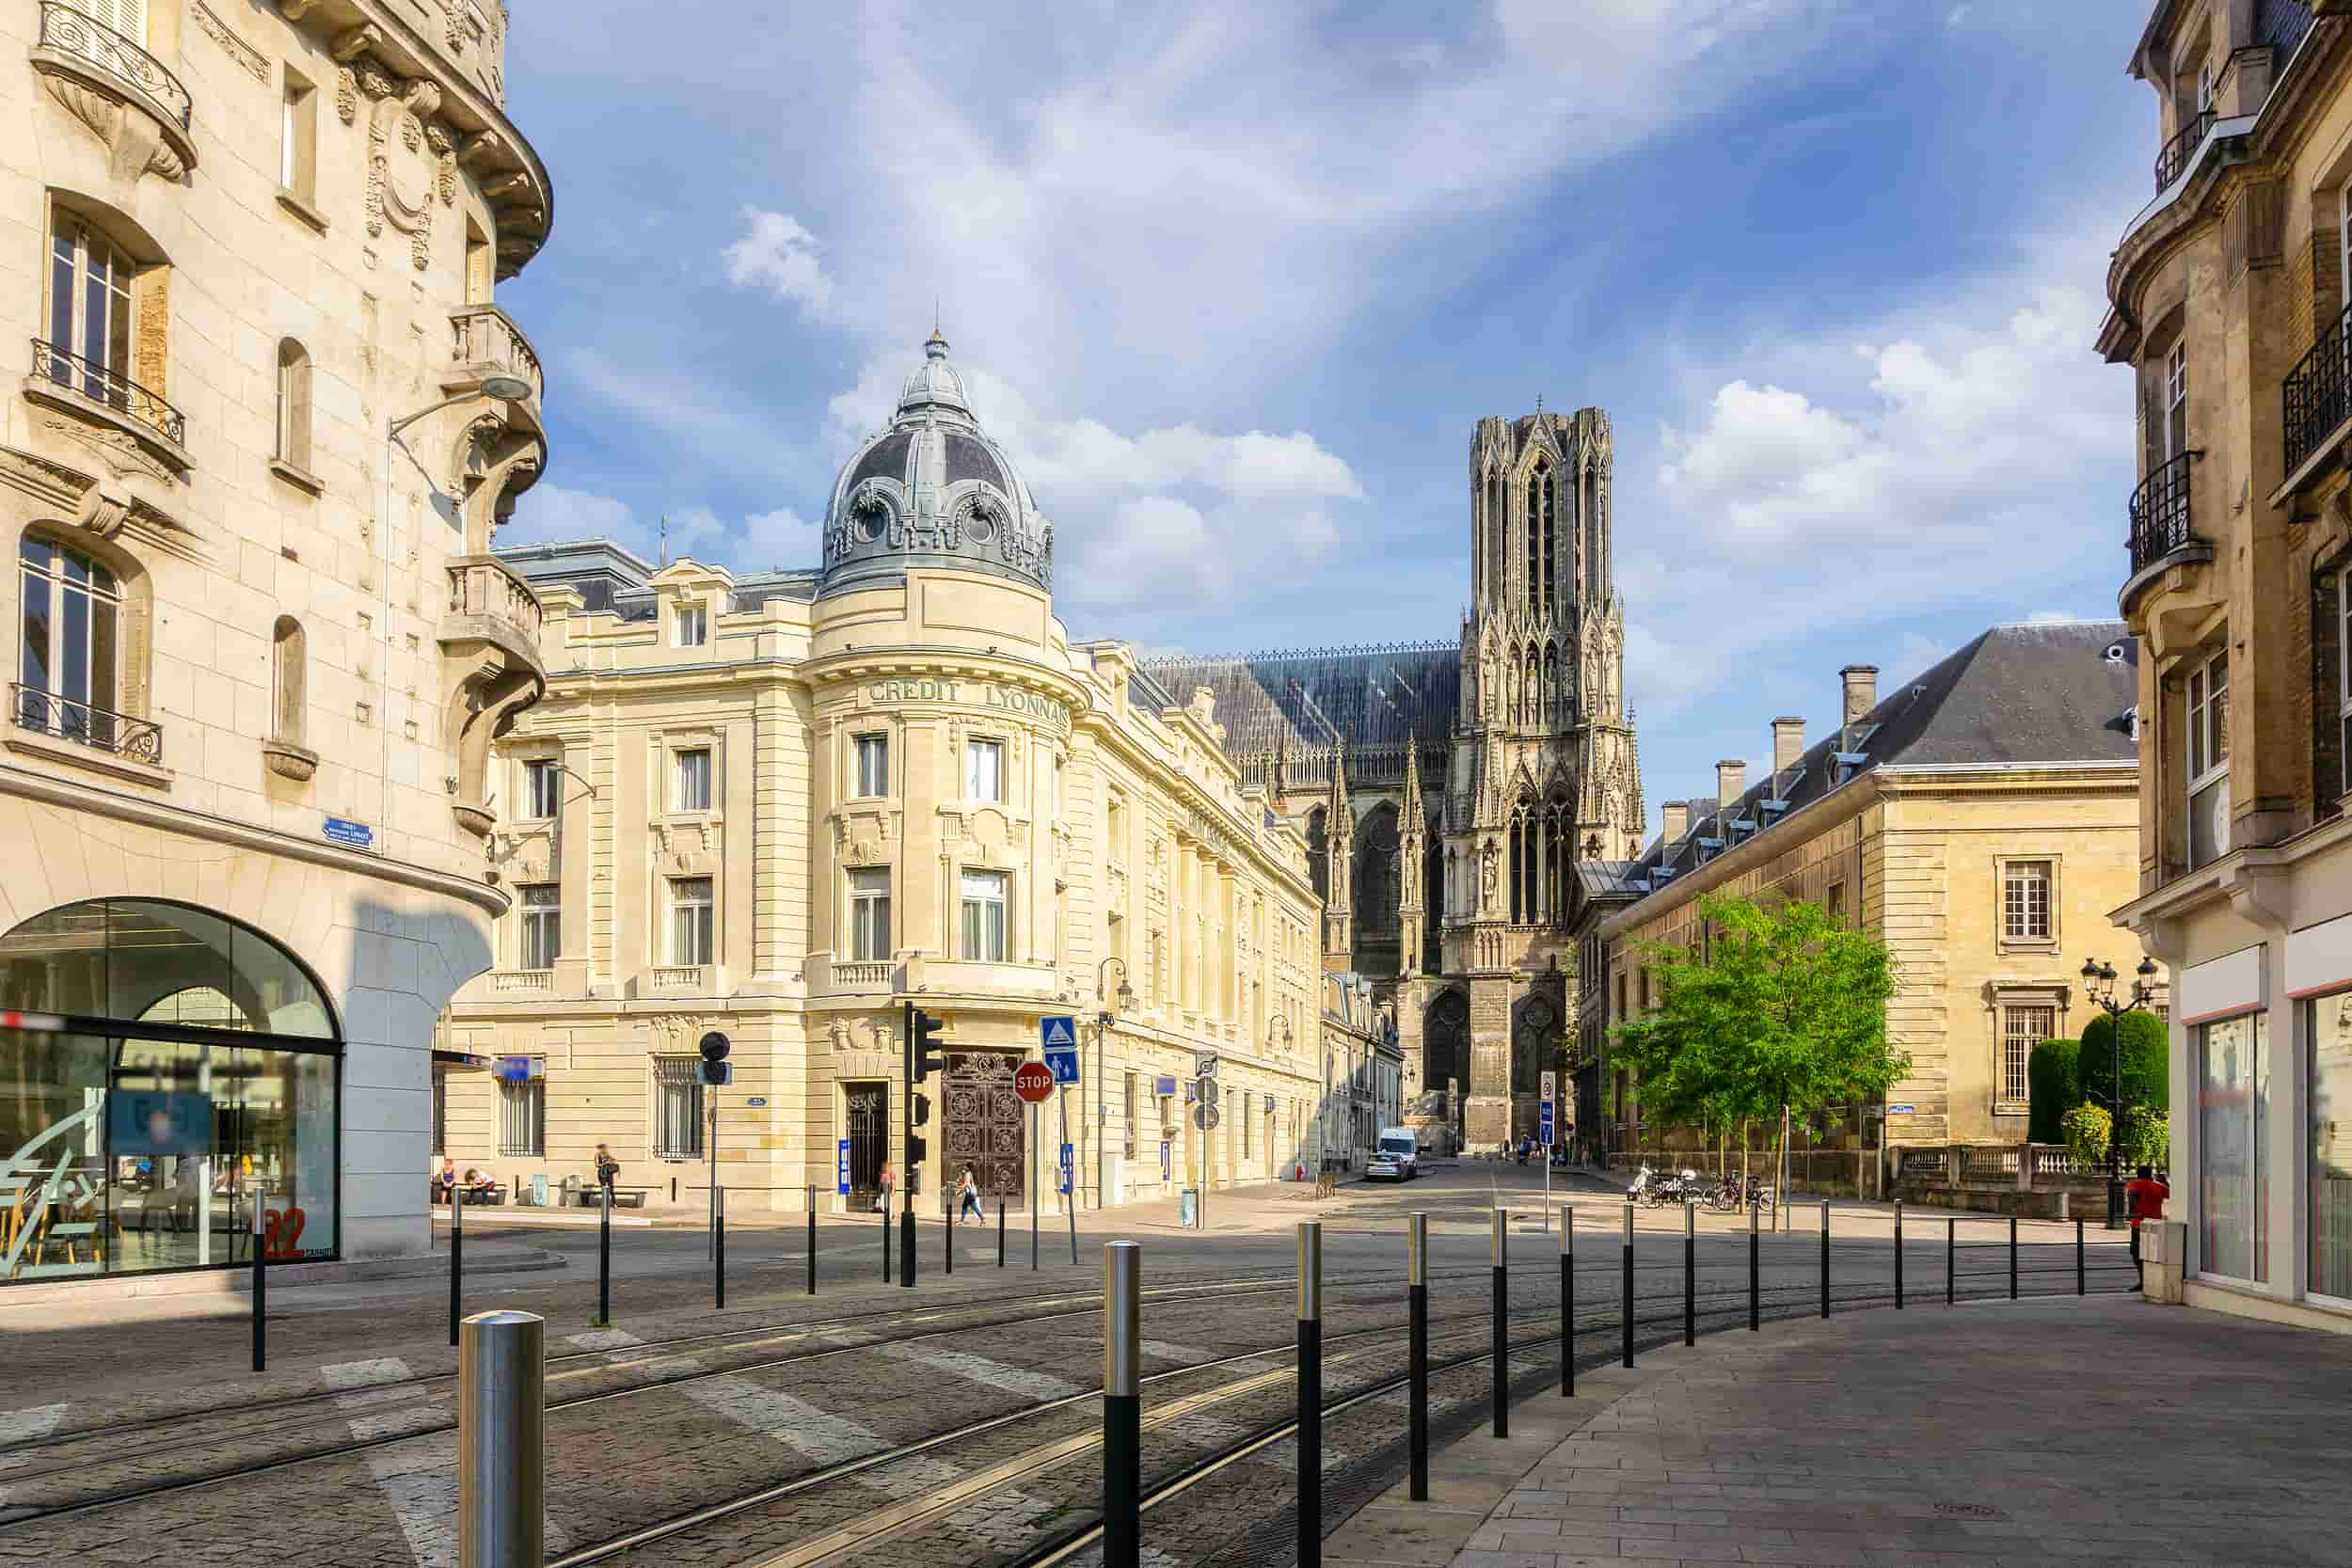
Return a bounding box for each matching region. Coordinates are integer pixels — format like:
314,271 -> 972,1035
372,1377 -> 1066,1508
1538,1104 -> 1557,1147
1057,1142 -> 1074,1195
1041,1015 -> 1080,1084
836,1139 -> 850,1196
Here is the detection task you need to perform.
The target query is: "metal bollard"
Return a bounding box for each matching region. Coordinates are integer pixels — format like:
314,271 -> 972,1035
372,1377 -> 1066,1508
1103,1242 -> 1142,1568
1621,1200 -> 1635,1369
251,1190 -> 267,1372
1296,1221 -> 1323,1568
1031,1185 -> 1040,1271
459,1310 -> 544,1568
2075,1216 -> 2085,1296
1819,1199 -> 1831,1320
1893,1200 -> 1903,1310
1946,1215 -> 1955,1306
946,1198 -> 955,1275
807,1186 -> 818,1296
882,1190 -> 892,1283
2009,1214 -> 2018,1300
1682,1201 -> 1695,1346
714,1185 -> 726,1310
901,1184 -> 918,1289
450,1177 -> 464,1348
999,1199 -> 1006,1267
1748,1196 -> 1758,1332
1490,1209 -> 1508,1438
598,1180 -> 612,1325
1560,1204 -> 1574,1398
1408,1212 -> 1429,1501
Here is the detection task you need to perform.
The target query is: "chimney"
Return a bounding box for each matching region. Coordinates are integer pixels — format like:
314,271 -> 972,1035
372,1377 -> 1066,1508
1772,716 -> 1804,780
1716,759 -> 1745,809
1661,800 -> 1689,842
1840,664 -> 1879,726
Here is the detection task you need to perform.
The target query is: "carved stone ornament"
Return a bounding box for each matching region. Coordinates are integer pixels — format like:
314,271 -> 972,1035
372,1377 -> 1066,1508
193,2 -> 268,83
39,72 -> 185,182
365,78 -> 437,271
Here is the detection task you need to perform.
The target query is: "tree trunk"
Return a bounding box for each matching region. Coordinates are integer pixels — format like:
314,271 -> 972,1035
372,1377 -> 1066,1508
1777,1102 -> 1791,1232
1740,1118 -> 1751,1187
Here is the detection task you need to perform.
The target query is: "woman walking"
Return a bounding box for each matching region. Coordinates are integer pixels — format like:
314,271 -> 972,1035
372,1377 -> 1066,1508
957,1165 -> 984,1225
874,1161 -> 896,1214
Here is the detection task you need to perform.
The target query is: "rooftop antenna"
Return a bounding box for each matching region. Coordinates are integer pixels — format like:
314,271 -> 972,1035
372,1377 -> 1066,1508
659,513 -> 669,567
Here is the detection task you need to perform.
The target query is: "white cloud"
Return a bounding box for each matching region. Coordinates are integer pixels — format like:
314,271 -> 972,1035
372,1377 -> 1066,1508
501,486 -> 819,573
723,209 -> 834,315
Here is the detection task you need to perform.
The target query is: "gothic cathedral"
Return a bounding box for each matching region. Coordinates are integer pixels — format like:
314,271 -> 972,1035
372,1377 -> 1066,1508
1146,406 -> 1643,1151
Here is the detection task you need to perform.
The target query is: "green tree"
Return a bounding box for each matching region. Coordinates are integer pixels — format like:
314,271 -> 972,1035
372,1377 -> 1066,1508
2026,1037 -> 2081,1145
1609,891 -> 1905,1224
2078,1010 -> 2168,1116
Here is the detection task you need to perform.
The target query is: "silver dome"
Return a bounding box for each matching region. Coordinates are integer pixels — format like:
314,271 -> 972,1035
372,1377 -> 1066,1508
818,330 -> 1053,598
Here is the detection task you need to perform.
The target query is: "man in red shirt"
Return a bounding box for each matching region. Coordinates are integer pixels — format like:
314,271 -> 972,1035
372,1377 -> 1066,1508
2125,1164 -> 2169,1284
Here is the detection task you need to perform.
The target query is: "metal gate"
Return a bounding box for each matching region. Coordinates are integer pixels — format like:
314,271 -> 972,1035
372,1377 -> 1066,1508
943,1052 -> 1027,1208
845,1082 -> 888,1206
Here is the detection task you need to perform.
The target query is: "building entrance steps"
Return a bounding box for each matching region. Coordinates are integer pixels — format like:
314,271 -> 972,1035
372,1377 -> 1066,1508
1321,1295 -> 2352,1568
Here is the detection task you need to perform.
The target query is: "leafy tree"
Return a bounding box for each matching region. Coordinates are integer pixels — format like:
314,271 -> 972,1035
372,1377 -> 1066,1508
1610,891 -> 1905,1221
2026,1037 -> 2081,1145
2078,1010 -> 2168,1116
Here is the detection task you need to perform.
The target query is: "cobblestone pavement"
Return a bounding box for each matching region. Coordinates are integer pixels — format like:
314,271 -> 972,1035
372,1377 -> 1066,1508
1437,1296 -> 2352,1568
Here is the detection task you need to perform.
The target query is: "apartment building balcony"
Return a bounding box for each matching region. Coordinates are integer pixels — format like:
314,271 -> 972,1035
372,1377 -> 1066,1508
7,684 -> 167,785
2153,108 -> 2215,193
444,306 -> 545,434
24,340 -> 190,473
442,554 -> 547,678
2122,451 -> 2212,616
440,555 -> 546,837
29,1 -> 198,178
817,956 -> 900,996
2280,306 -> 2352,500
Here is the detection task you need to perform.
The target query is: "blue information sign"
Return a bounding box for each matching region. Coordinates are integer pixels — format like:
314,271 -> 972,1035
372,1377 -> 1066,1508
322,816 -> 373,850
1538,1105 -> 1556,1147
1057,1142 -> 1073,1196
1040,1015 -> 1080,1084
835,1139 -> 850,1196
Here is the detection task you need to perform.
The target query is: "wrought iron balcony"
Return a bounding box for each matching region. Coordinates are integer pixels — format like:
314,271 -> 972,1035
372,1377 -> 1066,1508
448,305 -> 545,406
31,339 -> 186,448
2283,304 -> 2351,477
10,684 -> 162,765
2153,107 -> 2215,192
2127,451 -> 2197,575
37,2 -> 189,130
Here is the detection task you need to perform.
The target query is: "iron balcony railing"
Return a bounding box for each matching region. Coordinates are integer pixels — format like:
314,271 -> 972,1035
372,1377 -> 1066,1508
10,684 -> 163,765
2153,107 -> 2216,192
2283,304 -> 2352,476
2127,451 -> 2197,575
31,340 -> 186,448
37,2 -> 190,130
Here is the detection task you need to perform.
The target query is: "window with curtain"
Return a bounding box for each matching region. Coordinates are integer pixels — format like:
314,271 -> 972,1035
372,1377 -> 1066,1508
524,758 -> 561,819
674,747 -> 712,812
854,733 -> 888,797
653,1056 -> 704,1160
2001,861 -> 2052,942
498,1069 -> 545,1157
2187,647 -> 2230,867
674,604 -> 707,646
961,869 -> 1009,961
519,884 -> 559,970
18,536 -> 121,744
2200,1011 -> 2268,1282
966,737 -> 1003,802
849,867 -> 891,961
670,877 -> 713,965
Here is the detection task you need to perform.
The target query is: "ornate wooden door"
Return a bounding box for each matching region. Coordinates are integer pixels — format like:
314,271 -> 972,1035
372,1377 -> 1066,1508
944,1052 -> 1027,1207
845,1083 -> 888,1204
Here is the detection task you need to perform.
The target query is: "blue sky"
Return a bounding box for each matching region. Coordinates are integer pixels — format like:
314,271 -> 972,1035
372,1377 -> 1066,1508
498,0 -> 2154,831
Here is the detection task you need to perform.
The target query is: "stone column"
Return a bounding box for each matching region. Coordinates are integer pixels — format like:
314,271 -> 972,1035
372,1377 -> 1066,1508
1465,973 -> 1516,1152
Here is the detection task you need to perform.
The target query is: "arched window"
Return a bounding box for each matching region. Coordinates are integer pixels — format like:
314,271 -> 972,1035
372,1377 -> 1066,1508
275,339 -> 312,474
1526,464 -> 1545,615
1485,471 -> 1503,600
1583,464 -> 1603,600
17,534 -> 124,751
272,616 -> 306,745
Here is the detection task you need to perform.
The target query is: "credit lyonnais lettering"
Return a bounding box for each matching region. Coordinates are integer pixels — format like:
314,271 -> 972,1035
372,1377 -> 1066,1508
866,679 -> 1070,731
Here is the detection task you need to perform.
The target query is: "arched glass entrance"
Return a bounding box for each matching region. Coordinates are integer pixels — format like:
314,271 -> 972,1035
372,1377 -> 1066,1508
0,900 -> 341,1283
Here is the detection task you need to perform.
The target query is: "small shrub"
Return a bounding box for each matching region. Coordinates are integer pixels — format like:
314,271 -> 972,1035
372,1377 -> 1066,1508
2079,1010 -> 2168,1116
2027,1038 -> 2080,1145
2062,1103 -> 2112,1173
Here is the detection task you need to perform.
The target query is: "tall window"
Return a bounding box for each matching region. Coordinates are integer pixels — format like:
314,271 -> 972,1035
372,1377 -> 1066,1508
18,537 -> 121,743
2187,648 -> 2230,867
279,71 -> 318,205
519,884 -> 559,969
1123,1070 -> 1137,1160
670,877 -> 713,965
2164,340 -> 2188,460
433,1069 -> 448,1157
47,218 -> 134,395
1526,466 -> 1546,616
854,733 -> 888,797
2000,1005 -> 2050,1105
849,867 -> 891,961
965,737 -> 1003,802
961,868 -> 1009,961
275,339 -> 312,472
674,746 -> 712,812
2336,565 -> 2351,802
498,1065 -> 545,1157
523,758 -> 561,819
271,616 -> 305,745
653,1056 -> 704,1160
2308,990 -> 2352,1301
2001,861 -> 2051,942
674,604 -> 707,646
2200,1012 -> 2269,1282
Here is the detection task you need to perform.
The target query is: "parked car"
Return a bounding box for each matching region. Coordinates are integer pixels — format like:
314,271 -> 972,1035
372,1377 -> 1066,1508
1366,1128 -> 1420,1181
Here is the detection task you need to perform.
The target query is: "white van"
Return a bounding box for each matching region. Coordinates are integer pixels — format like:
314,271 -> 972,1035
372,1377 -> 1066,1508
1366,1127 -> 1420,1181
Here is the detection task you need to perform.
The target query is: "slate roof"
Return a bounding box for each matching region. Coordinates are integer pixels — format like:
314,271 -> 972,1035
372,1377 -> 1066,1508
1138,642 -> 1462,755
1632,620 -> 2138,889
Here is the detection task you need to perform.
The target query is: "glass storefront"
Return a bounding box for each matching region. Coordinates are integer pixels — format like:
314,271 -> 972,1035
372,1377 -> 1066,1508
0,900 -> 339,1284
2198,1011 -> 2268,1283
2312,990 -> 2352,1304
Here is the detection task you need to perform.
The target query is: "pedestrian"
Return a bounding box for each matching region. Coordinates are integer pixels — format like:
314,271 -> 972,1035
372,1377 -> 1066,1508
957,1165 -> 983,1225
434,1156 -> 458,1206
2125,1163 -> 2169,1285
594,1142 -> 620,1201
874,1161 -> 896,1214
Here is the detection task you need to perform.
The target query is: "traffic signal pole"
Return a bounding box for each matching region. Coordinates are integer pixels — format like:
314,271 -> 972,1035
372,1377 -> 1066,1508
903,1002 -> 948,1290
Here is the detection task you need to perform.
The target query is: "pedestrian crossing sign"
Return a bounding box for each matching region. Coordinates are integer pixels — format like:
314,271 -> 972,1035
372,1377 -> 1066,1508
1041,1014 -> 1080,1085
1041,1016 -> 1078,1046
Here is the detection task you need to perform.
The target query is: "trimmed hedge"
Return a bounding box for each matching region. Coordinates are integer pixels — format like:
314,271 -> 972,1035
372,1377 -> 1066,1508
2079,1009 -> 2169,1115
2027,1037 -> 2081,1145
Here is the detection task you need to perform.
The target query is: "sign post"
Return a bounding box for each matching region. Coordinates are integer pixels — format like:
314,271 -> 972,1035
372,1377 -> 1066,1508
699,1033 -> 731,1258
1042,1017 -> 1080,1255
1193,1053 -> 1218,1232
1015,1060 -> 1054,1269
1539,1069 -> 1557,1219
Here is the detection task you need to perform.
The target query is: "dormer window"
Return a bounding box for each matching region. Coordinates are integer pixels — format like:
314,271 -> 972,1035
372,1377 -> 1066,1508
674,603 -> 707,647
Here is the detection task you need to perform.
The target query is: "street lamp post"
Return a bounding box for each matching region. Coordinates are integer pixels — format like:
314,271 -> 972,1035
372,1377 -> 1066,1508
2079,955 -> 2161,1231
1093,958 -> 1135,1212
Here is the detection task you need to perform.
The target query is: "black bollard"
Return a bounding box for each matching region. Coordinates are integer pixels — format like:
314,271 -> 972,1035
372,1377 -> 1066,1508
1682,1201 -> 1695,1346
598,1180 -> 612,1325
900,1190 -> 916,1290
1894,1200 -> 1903,1310
1296,1221 -> 1323,1568
1819,1200 -> 1831,1319
807,1186 -> 817,1296
1560,1203 -> 1574,1397
715,1185 -> 726,1310
1621,1200 -> 1634,1369
1103,1241 -> 1142,1568
2009,1214 -> 2018,1300
250,1194 -> 266,1372
1408,1212 -> 1429,1501
998,1199 -> 1006,1267
450,1179 -> 463,1347
1490,1210 -> 1508,1438
2075,1215 -> 2085,1296
1947,1215 -> 1955,1306
882,1190 -> 891,1284
946,1197 -> 955,1275
1747,1196 -> 1759,1332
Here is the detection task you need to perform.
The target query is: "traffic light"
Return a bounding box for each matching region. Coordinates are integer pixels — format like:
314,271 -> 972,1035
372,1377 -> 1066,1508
907,1004 -> 948,1084
698,1031 -> 732,1086
906,1132 -> 928,1169
912,1092 -> 931,1128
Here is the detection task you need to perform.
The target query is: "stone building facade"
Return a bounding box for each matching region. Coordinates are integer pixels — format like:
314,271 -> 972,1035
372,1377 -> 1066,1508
2100,0 -> 2352,1332
1148,409 -> 1645,1151
0,0 -> 555,1283
438,334 -> 1330,1213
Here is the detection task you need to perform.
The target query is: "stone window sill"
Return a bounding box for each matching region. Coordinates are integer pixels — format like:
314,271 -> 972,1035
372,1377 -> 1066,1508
276,187 -> 329,233
270,457 -> 324,495
4,728 -> 171,789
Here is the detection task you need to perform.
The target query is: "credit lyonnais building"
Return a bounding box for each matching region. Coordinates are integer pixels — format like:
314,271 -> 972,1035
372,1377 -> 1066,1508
439,333 -> 1329,1213
0,0 -> 555,1284
2100,0 -> 2352,1332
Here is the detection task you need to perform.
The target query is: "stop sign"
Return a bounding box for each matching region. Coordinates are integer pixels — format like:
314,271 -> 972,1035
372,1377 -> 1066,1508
1013,1061 -> 1056,1103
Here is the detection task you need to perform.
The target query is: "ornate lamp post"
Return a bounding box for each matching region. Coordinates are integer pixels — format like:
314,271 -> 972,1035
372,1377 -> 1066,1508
1267,1013 -> 1295,1176
1093,958 -> 1135,1211
2080,955 -> 2161,1230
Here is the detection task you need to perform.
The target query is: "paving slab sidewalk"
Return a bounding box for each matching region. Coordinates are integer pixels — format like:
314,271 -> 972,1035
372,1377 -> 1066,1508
1325,1295 -> 2352,1568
